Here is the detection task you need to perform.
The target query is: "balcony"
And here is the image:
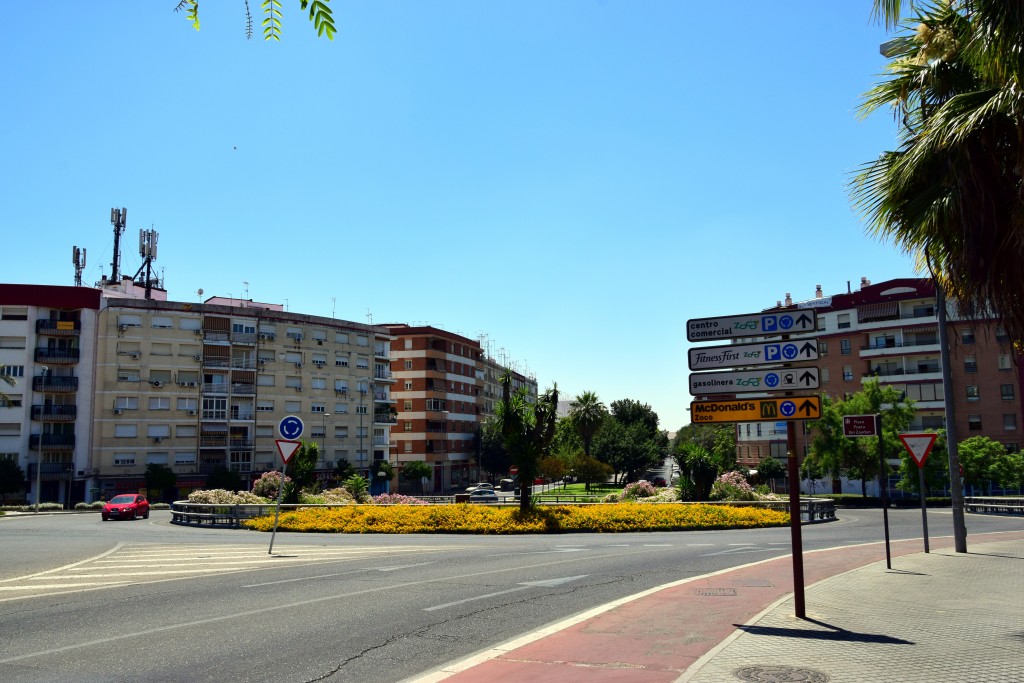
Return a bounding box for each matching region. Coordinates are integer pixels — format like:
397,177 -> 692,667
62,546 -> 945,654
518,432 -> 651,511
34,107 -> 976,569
30,404 -> 77,421
231,383 -> 256,395
374,369 -> 395,382
34,348 -> 80,364
202,410 -> 228,421
198,461 -> 226,474
232,332 -> 257,345
33,375 -> 78,393
373,391 -> 394,403
202,383 -> 228,394
230,409 -> 255,421
374,412 -> 398,424
203,357 -> 230,369
29,434 -> 76,451
229,439 -> 255,451
26,462 -> 75,481
230,359 -> 257,370
860,338 -> 940,357
200,435 -> 228,447
203,331 -> 230,342
36,319 -> 80,336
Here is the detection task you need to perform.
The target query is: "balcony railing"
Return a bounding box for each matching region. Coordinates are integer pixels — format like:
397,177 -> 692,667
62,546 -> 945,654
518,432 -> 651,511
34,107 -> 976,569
34,348 -> 80,364
202,410 -> 228,420
231,383 -> 256,395
26,462 -> 74,480
30,405 -> 77,421
29,434 -> 76,450
230,359 -> 257,370
860,339 -> 939,351
35,319 -> 80,335
230,410 -> 255,421
203,357 -> 230,368
203,331 -> 230,342
232,332 -> 257,345
229,439 -> 255,451
200,435 -> 228,447
374,413 -> 398,424
202,383 -> 228,394
864,367 -> 941,378
33,376 -> 78,392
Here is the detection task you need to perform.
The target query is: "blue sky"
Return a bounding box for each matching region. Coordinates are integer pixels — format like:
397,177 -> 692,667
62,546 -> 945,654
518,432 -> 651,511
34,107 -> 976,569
2,2 -> 914,432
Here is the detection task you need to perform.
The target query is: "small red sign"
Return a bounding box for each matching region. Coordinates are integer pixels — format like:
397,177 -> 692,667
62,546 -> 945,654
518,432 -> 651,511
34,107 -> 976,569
899,433 -> 938,468
509,466 -> 519,475
843,415 -> 877,437
275,439 -> 301,465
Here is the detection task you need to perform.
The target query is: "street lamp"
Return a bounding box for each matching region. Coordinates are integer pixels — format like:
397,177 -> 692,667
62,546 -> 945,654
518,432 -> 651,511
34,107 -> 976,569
35,365 -> 48,513
359,378 -> 369,488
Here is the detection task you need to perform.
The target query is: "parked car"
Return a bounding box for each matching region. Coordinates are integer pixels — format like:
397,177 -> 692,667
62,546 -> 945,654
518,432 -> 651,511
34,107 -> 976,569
648,476 -> 668,487
468,489 -> 499,503
497,478 -> 516,491
102,494 -> 150,521
465,482 -> 494,493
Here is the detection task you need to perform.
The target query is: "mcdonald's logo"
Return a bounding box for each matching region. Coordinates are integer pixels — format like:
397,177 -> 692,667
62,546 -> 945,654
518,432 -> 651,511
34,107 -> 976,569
760,401 -> 778,419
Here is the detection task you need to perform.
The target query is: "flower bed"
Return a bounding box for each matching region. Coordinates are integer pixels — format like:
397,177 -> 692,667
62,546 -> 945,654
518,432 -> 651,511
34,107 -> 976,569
241,502 -> 789,534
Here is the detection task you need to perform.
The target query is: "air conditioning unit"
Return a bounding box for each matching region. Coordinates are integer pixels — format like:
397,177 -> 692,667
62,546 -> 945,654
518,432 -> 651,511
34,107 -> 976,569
130,352 -> 140,360
118,324 -> 129,331
258,359 -> 266,365
179,382 -> 188,387
187,382 -> 197,387
295,335 -> 303,342
295,386 -> 303,392
194,356 -> 202,362
151,380 -> 163,388
154,437 -> 162,443
295,362 -> 303,368
113,408 -> 123,415
194,329 -> 203,335
317,339 -> 323,345
188,409 -> 198,416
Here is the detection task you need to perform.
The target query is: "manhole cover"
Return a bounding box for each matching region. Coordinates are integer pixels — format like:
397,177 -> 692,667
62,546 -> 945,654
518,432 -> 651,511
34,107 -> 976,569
696,587 -> 737,596
734,665 -> 830,682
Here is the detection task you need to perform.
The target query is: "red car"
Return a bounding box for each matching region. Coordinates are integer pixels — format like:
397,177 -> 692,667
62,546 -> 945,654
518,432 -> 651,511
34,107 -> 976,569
102,494 -> 150,521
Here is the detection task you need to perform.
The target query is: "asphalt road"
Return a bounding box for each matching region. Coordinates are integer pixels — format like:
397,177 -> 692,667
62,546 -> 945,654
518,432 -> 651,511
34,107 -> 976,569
1,508 -> 1022,683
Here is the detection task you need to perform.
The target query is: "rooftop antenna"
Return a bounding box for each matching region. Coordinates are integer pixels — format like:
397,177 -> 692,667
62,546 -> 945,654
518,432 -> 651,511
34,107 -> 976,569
196,288 -> 204,301
131,224 -> 159,299
243,281 -> 249,304
366,309 -> 373,325
72,246 -> 87,286
109,207 -> 127,282
331,297 -> 336,319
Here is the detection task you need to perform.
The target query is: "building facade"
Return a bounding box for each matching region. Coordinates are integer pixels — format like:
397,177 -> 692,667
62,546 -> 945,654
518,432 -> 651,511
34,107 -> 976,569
732,278 -> 1023,493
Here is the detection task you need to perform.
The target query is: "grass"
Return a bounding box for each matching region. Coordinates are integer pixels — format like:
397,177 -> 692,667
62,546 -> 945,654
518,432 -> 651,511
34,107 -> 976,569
530,483 -> 620,499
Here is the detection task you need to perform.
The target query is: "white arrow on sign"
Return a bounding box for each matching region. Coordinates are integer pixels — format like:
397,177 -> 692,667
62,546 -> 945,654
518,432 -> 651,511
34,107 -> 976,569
688,339 -> 819,371
686,310 -> 817,342
899,433 -> 938,467
689,367 -> 820,396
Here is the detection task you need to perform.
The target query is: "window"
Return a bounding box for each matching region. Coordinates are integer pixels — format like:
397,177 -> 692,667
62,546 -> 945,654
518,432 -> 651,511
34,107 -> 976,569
996,327 -> 1010,342
964,356 -> 977,373
334,426 -> 348,438
113,454 -> 136,466
151,317 -> 173,329
179,318 -> 201,332
837,313 -> 851,329
285,351 -> 302,364
114,396 -> 139,411
404,442 -> 412,453
356,335 -> 369,347
404,339 -> 412,350
840,339 -> 851,355
842,366 -> 853,381
150,370 -> 172,384
404,421 -> 412,431
311,403 -> 326,413
257,401 -> 274,412
966,385 -> 980,401
961,328 -> 975,344
2,394 -> 22,407
0,424 -> 20,437
256,426 -> 274,438
147,424 -> 170,438
0,365 -> 25,378
818,341 -> 828,357
334,403 -> 348,414
905,383 -> 941,402
356,405 -> 368,414
311,377 -> 326,390
1001,384 -> 1015,401
404,400 -> 412,410
149,397 -> 171,410
405,360 -> 413,370
335,356 -> 349,367
177,397 -> 198,411
355,357 -> 369,369
147,453 -> 168,465
175,452 -> 197,466
114,424 -> 137,438
968,415 -> 982,431
334,380 -> 348,393
0,336 -> 26,349
999,354 -> 1013,370
405,381 -> 413,390
176,425 -> 197,438
335,332 -> 349,344
117,314 -> 142,327
1004,414 -> 1018,431
257,374 -> 275,386
285,375 -> 302,388
284,400 -> 301,412
820,368 -> 830,384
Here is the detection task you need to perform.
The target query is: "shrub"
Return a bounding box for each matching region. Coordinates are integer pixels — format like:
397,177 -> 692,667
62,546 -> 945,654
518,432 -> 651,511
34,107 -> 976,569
373,493 -> 428,505
75,501 -> 105,510
252,470 -> 291,499
343,474 -> 370,502
187,489 -> 270,504
710,471 -> 757,501
620,480 -> 657,500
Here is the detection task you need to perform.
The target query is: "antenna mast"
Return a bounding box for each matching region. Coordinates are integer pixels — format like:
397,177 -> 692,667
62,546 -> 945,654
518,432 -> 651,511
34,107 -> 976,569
136,225 -> 158,299
109,207 -> 127,282
72,246 -> 87,287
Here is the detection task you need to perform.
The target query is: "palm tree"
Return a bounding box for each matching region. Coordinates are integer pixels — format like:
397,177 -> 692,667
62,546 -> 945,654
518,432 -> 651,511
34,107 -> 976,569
498,372 -> 558,512
569,391 -> 607,458
852,1 -> 1024,344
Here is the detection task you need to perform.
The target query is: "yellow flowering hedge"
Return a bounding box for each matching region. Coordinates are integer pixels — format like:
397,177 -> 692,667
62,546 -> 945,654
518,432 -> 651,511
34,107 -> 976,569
241,503 -> 789,534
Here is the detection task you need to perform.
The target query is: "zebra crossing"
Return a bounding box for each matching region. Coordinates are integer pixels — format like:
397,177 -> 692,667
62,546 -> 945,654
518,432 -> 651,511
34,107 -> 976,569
0,542 -> 461,601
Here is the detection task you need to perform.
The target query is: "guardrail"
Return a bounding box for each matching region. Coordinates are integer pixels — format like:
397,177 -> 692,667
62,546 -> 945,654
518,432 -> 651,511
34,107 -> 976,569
965,496 -> 1024,515
171,497 -> 836,528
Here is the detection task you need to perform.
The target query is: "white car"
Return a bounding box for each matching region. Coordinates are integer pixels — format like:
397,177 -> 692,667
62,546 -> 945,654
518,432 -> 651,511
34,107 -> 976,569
465,483 -> 495,493
468,489 -> 499,503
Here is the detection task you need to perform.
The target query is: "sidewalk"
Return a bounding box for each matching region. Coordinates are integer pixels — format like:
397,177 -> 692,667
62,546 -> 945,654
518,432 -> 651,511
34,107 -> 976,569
412,530 -> 1024,683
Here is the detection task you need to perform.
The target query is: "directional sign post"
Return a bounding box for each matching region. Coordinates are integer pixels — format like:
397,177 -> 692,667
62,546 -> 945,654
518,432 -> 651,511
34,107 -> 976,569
689,367 -> 820,396
843,415 -> 878,437
687,310 -> 817,342
688,339 -> 819,371
689,396 -> 821,424
900,433 -> 939,554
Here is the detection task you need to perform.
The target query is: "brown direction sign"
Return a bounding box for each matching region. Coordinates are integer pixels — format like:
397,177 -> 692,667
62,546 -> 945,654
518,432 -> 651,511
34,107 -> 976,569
690,396 -> 821,424
843,415 -> 877,437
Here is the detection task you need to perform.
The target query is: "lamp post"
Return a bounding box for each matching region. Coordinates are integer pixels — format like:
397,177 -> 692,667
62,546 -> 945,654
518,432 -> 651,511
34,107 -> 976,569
359,378 -> 368,489
35,365 -> 48,513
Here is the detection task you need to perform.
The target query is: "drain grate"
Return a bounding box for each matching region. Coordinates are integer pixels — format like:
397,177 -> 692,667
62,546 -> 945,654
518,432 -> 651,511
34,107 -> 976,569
695,587 -> 737,596
734,665 -> 830,682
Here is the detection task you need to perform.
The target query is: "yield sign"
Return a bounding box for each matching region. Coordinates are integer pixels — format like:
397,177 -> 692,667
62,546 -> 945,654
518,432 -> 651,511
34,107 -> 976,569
899,433 -> 937,468
275,439 -> 301,465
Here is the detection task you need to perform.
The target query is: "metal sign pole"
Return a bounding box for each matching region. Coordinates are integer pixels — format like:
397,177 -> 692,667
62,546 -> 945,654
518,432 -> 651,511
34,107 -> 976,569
877,413 -> 892,570
268,471 -> 285,555
787,420 -> 805,619
918,465 -> 930,553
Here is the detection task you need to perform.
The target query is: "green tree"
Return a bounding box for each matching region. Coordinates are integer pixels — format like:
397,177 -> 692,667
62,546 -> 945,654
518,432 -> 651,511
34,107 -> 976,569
498,373 -> 559,512
283,441 -> 319,502
592,420 -> 662,483
569,391 -> 607,458
675,443 -> 719,501
343,473 -> 369,502
400,459 -> 431,487
854,0 -> 1024,345
176,0 -> 337,41
332,458 -> 356,484
538,456 -> 567,487
205,466 -> 243,492
806,380 -> 915,497
0,457 -> 26,503
991,450 -> 1024,492
755,456 -> 787,492
550,416 -> 583,459
144,464 -> 178,502
957,435 -> 1005,494
572,454 -> 613,492
610,399 -> 660,437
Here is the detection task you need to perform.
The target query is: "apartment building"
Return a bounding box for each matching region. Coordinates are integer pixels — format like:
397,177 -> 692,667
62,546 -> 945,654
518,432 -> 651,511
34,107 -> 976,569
733,278 -> 1023,493
0,283 -> 395,503
385,325 -> 540,492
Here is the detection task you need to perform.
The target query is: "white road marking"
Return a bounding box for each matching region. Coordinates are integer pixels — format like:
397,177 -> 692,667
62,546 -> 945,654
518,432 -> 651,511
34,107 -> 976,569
424,575 -> 588,611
